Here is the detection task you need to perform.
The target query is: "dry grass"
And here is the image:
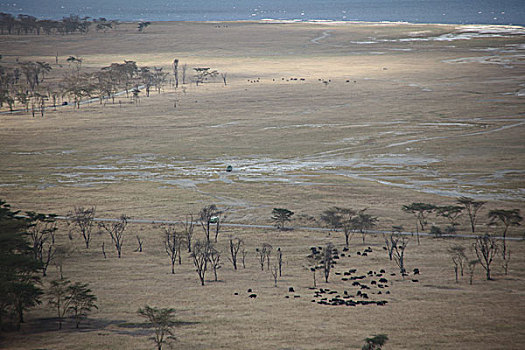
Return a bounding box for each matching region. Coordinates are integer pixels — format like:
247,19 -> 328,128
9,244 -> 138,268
0,21 -> 524,349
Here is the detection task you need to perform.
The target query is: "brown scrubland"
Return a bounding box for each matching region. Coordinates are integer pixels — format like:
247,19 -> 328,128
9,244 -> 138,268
0,20 -> 524,349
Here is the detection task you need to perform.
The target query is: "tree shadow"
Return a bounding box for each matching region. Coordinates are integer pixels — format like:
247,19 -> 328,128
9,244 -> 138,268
18,317 -> 199,337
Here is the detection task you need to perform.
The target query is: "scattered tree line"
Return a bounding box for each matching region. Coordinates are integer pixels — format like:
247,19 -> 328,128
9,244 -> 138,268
1,53 -> 226,116
0,13 -> 119,35
1,195 -> 521,346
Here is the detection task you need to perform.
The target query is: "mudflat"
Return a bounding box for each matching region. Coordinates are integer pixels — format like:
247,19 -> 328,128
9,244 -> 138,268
1,21 -> 524,349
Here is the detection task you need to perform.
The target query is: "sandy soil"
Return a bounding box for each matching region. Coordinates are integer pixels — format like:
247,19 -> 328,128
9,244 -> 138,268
0,21 -> 524,349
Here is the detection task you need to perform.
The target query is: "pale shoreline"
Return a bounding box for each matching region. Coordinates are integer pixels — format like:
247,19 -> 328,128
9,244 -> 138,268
121,18 -> 525,30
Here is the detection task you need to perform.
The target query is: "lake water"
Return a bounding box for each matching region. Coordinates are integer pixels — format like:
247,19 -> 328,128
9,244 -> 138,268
1,0 -> 524,25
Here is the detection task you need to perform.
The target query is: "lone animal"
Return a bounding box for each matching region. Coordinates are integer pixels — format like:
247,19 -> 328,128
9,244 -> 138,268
249,294 -> 257,298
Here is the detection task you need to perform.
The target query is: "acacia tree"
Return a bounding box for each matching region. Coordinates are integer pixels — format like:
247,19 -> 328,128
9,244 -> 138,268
402,202 -> 436,232
488,209 -> 522,275
62,72 -> 94,109
473,234 -> 498,280
362,334 -> 389,350
48,278 -> 70,329
271,208 -> 294,230
0,200 -> 43,330
137,305 -> 176,350
99,215 -> 128,258
352,209 -> 378,244
67,206 -> 96,249
137,21 -> 151,32
67,282 -> 98,328
437,205 -> 463,233
163,225 -> 184,274
193,67 -> 218,86
320,207 -> 356,246
457,197 -> 486,233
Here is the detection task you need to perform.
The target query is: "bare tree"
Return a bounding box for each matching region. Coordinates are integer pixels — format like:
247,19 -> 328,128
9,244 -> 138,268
67,207 -> 96,249
191,240 -> 211,286
173,59 -> 179,88
213,211 -> 224,243
54,245 -> 73,279
181,64 -> 188,84
135,235 -> 144,252
277,247 -> 283,276
241,247 -> 247,269
467,259 -> 479,285
384,226 -> 402,261
228,237 -> 243,270
220,72 -> 227,86
256,244 -> 272,271
392,235 -> 409,275
271,264 -> 279,287
307,248 -> 322,287
199,205 -> 220,243
26,212 -> 57,276
99,215 -> 128,258
264,243 -> 273,270
163,225 -> 184,274
183,214 -> 194,252
208,246 -> 221,282
473,234 -> 498,280
457,197 -> 486,233
323,243 -> 335,283
448,245 -> 467,282
310,267 -> 317,287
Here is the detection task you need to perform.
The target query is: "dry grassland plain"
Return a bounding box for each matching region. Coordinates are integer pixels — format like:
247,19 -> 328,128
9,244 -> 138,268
1,21 -> 525,349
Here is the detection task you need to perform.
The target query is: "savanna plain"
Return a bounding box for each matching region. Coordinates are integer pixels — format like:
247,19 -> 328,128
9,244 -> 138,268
1,20 -> 525,349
